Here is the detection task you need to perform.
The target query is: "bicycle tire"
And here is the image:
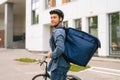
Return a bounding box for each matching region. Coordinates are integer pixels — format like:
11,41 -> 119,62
32,74 -> 50,80
67,75 -> 81,80
32,74 -> 81,80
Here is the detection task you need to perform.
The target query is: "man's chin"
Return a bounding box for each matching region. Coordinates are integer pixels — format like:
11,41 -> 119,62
50,25 -> 57,28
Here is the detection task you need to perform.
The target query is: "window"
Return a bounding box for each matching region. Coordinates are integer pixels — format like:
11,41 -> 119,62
32,0 -> 39,24
50,0 -> 56,7
88,16 -> 98,54
68,0 -> 74,2
45,0 -> 56,9
62,0 -> 74,3
63,21 -> 68,28
74,19 -> 82,31
109,12 -> 120,54
45,0 -> 50,9
88,16 -> 98,37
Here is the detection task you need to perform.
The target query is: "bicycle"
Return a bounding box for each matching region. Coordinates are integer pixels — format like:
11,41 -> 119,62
32,56 -> 81,80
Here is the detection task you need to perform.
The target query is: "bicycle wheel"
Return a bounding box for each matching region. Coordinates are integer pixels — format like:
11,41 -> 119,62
66,75 -> 81,80
32,74 -> 50,80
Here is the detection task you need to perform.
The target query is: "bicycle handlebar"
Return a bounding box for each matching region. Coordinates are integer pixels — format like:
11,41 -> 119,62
39,56 -> 47,66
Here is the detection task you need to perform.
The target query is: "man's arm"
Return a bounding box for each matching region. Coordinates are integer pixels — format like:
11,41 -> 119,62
47,29 -> 65,59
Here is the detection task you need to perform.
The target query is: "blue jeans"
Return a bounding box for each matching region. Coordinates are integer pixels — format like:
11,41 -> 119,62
50,67 -> 69,80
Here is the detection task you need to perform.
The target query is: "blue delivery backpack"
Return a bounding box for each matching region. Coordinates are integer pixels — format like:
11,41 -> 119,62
60,27 -> 101,66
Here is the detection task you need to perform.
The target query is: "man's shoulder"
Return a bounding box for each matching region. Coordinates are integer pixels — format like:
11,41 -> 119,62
53,28 -> 65,38
54,27 -> 65,34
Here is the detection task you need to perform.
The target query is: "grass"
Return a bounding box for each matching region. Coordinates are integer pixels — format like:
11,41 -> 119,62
15,58 -> 90,72
69,63 -> 90,72
15,58 -> 37,63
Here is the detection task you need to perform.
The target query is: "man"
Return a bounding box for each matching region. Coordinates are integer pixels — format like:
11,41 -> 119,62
46,9 -> 70,80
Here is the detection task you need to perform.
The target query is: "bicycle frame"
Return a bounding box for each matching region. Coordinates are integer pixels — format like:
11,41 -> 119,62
32,56 -> 81,80
38,56 -> 50,78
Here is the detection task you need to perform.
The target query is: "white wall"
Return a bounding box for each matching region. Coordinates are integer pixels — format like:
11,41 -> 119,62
0,0 -> 7,4
26,0 -> 120,56
42,24 -> 50,51
26,0 -> 46,51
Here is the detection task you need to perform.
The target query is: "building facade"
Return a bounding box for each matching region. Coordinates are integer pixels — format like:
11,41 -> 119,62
0,0 -> 120,57
0,0 -> 25,48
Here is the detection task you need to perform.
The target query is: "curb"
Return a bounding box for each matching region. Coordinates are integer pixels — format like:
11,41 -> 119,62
91,57 -> 120,63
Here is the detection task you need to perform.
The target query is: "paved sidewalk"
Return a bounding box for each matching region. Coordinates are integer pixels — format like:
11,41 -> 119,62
69,57 -> 120,80
0,49 -> 120,80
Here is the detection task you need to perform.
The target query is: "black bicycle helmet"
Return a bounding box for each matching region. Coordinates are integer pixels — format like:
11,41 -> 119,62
49,9 -> 64,20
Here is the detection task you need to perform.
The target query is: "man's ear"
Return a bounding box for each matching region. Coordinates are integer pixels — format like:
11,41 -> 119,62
60,17 -> 63,22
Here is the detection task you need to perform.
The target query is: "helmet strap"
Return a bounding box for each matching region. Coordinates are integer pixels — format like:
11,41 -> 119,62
54,21 -> 62,28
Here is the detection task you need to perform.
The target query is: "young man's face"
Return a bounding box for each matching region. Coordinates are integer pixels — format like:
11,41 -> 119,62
50,14 -> 62,27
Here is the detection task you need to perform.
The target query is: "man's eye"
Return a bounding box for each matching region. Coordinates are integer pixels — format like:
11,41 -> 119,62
51,16 -> 57,19
53,17 -> 56,18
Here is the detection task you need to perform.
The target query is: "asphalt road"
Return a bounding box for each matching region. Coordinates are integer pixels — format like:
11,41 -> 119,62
0,49 -> 120,80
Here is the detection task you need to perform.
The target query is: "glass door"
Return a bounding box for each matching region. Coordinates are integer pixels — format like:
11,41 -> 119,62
109,12 -> 120,54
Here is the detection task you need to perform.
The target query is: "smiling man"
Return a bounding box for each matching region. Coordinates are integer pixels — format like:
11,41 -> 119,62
46,9 -> 70,80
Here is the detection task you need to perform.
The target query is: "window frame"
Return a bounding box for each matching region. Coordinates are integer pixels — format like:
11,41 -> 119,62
45,0 -> 56,9
74,19 -> 82,31
88,16 -> 98,37
31,0 -> 39,24
63,21 -> 68,28
62,0 -> 74,4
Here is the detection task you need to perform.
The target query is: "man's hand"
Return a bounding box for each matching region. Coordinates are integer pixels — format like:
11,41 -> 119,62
47,51 -> 51,58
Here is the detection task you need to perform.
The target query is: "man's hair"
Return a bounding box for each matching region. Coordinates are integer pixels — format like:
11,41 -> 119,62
49,9 -> 64,20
